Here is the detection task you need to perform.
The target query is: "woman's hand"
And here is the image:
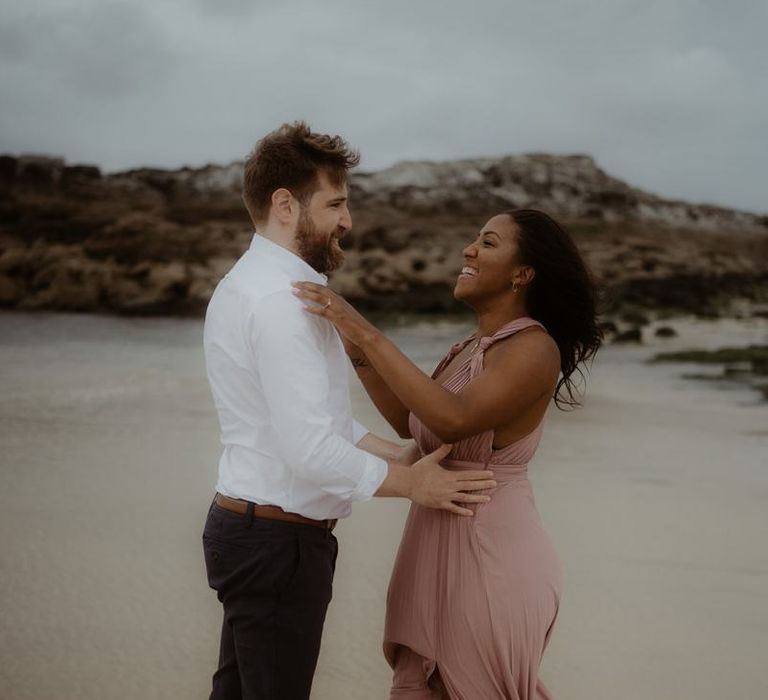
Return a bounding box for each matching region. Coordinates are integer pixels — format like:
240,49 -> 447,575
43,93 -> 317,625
291,282 -> 380,348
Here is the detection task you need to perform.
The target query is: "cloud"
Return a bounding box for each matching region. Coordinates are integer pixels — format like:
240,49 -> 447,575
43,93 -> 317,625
0,0 -> 765,212
0,1 -> 174,97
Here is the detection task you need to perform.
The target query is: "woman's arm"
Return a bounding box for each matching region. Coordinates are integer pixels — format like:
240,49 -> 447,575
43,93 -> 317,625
349,351 -> 412,438
292,283 -> 560,443
358,329 -> 559,442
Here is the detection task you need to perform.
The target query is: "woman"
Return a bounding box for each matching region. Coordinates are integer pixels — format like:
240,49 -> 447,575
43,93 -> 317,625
292,209 -> 603,699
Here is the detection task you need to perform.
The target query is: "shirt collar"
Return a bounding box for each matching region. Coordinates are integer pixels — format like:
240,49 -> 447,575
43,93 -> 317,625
249,233 -> 328,285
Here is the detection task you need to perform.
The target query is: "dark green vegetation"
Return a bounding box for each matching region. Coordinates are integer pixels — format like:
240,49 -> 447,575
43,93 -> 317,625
650,345 -> 768,401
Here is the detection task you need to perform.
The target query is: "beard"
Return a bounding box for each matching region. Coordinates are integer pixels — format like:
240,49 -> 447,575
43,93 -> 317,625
295,208 -> 345,274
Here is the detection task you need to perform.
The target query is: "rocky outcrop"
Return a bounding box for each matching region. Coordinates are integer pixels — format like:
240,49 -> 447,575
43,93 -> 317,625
351,155 -> 765,232
0,153 -> 766,318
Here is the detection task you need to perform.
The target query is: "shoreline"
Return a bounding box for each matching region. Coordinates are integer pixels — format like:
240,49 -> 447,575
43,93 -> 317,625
0,313 -> 766,699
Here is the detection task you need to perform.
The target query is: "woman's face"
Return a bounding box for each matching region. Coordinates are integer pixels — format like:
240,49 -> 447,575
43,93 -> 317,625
454,214 -> 522,303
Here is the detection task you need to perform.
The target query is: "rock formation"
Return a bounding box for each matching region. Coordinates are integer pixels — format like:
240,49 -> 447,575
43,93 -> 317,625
0,153 -> 766,322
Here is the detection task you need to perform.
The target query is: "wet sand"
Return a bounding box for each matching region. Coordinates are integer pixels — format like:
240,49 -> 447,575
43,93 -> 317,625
0,312 -> 766,699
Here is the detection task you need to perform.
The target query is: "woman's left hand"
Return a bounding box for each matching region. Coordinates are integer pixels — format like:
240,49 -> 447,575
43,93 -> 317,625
291,281 -> 379,348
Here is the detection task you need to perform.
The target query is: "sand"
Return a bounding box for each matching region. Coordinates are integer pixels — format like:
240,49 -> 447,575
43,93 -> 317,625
0,312 -> 766,699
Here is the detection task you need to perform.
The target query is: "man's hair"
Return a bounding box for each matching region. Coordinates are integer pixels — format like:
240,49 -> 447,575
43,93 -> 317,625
242,121 -> 360,226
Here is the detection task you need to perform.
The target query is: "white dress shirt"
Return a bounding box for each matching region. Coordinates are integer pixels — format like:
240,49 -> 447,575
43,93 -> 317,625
203,233 -> 389,520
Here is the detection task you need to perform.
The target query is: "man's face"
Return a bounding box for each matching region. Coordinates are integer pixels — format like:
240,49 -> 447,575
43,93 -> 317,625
295,172 -> 352,274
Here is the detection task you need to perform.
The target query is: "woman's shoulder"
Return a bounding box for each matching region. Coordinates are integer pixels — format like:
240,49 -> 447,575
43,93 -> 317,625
486,323 -> 561,368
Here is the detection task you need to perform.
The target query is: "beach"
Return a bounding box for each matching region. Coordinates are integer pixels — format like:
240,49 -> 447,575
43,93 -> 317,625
0,311 -> 766,699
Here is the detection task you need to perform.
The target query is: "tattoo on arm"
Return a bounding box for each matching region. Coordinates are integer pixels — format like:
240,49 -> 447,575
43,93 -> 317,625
351,357 -> 370,369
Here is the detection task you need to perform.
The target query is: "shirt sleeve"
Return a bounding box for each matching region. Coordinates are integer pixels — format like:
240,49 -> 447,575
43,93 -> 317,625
248,290 -> 388,502
352,420 -> 370,445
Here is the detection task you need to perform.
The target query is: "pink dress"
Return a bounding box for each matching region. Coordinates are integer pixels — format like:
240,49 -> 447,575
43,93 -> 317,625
384,317 -> 562,700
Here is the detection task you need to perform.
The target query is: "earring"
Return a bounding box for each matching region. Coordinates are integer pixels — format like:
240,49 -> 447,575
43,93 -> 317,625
512,282 -> 519,293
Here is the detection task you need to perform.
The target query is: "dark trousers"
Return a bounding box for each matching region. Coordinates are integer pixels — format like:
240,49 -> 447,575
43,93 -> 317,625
202,499 -> 338,700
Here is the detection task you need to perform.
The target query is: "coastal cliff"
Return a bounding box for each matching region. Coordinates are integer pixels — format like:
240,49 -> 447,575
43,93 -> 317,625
1,153 -> 766,322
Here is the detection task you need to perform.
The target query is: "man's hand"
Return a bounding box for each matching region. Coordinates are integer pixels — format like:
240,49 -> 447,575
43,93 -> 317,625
408,444 -> 496,516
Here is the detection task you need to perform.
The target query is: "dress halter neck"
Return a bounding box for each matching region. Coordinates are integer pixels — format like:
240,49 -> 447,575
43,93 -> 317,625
437,316 -> 546,380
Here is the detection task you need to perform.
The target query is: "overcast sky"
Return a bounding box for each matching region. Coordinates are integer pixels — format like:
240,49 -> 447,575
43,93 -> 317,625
1,0 -> 766,212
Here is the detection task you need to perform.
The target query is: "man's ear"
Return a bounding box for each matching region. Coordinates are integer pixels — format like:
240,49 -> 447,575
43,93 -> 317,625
271,188 -> 295,224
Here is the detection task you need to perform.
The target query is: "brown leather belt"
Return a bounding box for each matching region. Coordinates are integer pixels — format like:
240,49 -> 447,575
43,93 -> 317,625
214,493 -> 337,531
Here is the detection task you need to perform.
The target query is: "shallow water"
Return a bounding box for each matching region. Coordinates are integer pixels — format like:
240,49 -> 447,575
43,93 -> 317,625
0,312 -> 766,699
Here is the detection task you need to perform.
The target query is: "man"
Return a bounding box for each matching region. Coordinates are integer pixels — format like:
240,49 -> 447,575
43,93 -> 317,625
202,121 -> 495,700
